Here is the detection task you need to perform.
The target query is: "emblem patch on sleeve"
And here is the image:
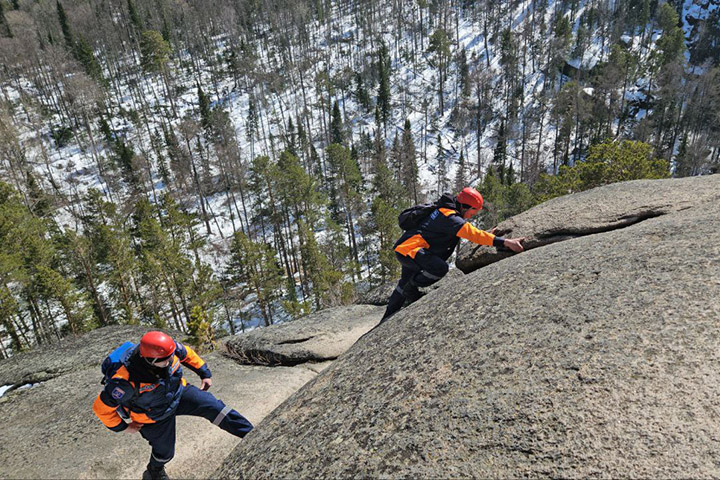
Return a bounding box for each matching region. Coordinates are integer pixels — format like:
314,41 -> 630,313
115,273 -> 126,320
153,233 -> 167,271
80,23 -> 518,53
111,387 -> 126,400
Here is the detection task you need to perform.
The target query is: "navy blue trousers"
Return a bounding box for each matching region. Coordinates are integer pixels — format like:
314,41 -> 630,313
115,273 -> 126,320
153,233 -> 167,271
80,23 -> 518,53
381,250 -> 449,321
139,385 -> 253,467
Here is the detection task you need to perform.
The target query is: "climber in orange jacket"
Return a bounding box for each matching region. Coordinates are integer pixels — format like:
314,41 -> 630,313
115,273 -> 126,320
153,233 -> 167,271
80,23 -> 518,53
382,187 -> 525,321
93,331 -> 253,480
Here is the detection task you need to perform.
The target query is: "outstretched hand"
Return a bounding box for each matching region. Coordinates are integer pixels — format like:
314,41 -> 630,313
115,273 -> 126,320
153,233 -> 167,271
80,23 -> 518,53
503,238 -> 525,253
126,421 -> 143,433
200,378 -> 212,391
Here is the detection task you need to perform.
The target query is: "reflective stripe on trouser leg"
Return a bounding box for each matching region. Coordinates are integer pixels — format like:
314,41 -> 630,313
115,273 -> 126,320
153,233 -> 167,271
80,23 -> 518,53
175,385 -> 254,438
151,452 -> 173,464
213,405 -> 232,426
419,270 -> 442,281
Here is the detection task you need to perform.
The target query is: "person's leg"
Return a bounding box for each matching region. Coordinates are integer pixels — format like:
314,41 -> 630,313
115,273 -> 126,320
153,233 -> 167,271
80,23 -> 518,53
381,259 -> 418,322
139,417 -> 176,478
176,385 -> 253,438
409,250 -> 449,289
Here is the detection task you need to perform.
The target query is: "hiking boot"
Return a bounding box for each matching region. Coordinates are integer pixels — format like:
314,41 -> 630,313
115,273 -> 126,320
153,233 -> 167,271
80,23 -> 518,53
142,465 -> 170,480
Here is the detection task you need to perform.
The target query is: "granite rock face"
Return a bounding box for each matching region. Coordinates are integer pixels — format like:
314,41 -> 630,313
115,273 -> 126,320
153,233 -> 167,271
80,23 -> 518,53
457,175 -> 720,273
216,175 -> 720,478
225,304 -> 383,366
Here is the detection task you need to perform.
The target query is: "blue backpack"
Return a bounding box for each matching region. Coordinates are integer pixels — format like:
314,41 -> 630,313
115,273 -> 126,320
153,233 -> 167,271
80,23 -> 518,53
101,341 -> 136,385
101,342 -> 138,421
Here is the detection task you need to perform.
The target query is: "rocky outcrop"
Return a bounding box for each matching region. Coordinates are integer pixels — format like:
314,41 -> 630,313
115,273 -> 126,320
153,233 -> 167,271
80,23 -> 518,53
225,305 -> 383,366
216,175 -> 720,478
457,175 -> 720,273
0,304 -> 383,479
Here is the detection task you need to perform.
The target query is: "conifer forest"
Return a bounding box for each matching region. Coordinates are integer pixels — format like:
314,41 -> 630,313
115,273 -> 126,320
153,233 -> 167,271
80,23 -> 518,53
0,0 -> 718,355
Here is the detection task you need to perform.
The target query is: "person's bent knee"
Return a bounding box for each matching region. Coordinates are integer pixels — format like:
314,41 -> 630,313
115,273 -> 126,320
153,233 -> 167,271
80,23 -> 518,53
435,260 -> 449,277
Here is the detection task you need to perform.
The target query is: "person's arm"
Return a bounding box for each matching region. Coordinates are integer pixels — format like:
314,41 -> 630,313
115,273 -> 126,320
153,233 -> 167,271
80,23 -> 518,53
175,342 -> 213,390
92,380 -> 135,433
456,223 -> 524,252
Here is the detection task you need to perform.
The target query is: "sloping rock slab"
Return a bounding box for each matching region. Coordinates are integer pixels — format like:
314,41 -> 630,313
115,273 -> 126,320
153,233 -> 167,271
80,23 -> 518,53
357,268 -> 465,306
215,177 -> 720,478
225,304 -> 383,366
0,326 -> 316,479
457,175 -> 720,273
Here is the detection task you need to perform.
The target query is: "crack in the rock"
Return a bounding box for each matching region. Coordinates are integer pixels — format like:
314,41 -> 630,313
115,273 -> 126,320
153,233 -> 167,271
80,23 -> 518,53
461,211 -> 667,273
530,211 -> 666,247
276,336 -> 315,346
223,348 -> 336,367
493,211 -> 666,251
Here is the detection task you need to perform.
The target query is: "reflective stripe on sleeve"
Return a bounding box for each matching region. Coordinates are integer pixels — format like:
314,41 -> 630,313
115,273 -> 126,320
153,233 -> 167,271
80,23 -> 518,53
213,406 -> 233,426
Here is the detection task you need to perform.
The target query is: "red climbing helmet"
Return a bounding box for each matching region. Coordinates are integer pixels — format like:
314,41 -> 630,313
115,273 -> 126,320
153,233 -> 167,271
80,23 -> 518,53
139,331 -> 176,359
456,187 -> 484,210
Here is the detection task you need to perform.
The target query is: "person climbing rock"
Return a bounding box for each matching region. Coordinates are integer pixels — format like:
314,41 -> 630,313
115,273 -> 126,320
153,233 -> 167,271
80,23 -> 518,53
381,187 -> 525,322
92,331 -> 253,480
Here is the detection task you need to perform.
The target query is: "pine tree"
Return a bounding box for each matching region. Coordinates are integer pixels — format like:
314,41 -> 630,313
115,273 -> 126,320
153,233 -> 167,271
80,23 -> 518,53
655,3 -> 685,66
390,135 -> 401,179
454,150 -> 467,193
81,189 -> 140,324
226,231 -> 283,326
674,132 -> 691,177
690,9 -> 720,65
427,28 -> 452,114
1,182 -> 94,341
74,35 -> 105,84
298,220 -> 338,309
326,144 -> 363,279
377,42 -> 392,127
187,305 -> 214,352
436,135 -> 447,194
492,120 -> 507,181
56,1 -> 73,50
25,172 -> 52,218
330,100 -> 344,145
0,1 -> 12,38
400,118 -> 419,203
458,49 -> 471,99
140,30 -> 171,73
197,84 -> 211,130
370,156 -> 405,282
286,117 -> 297,156
354,72 -> 371,113
246,98 -> 258,156
127,0 -> 143,32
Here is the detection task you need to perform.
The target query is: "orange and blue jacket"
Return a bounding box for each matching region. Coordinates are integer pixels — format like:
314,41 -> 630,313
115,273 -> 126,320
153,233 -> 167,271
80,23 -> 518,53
395,193 -> 506,260
92,342 -> 211,432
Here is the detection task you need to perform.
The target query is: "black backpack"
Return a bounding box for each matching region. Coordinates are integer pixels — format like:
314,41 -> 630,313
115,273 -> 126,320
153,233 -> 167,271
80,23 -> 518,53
398,203 -> 437,230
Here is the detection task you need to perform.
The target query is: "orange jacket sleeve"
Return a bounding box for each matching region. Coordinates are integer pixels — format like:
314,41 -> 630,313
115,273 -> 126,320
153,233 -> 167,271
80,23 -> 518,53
456,223 -> 496,246
176,342 -> 212,378
92,376 -> 135,432
93,394 -> 126,431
